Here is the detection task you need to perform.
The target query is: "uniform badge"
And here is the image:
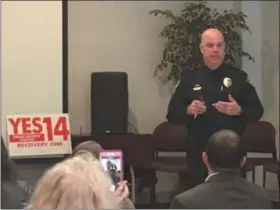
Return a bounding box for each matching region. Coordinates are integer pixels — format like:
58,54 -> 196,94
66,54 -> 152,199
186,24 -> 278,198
223,77 -> 232,88
193,84 -> 202,91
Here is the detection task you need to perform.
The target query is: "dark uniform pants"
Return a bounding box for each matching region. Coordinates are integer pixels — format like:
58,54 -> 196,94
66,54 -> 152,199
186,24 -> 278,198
186,138 -> 208,189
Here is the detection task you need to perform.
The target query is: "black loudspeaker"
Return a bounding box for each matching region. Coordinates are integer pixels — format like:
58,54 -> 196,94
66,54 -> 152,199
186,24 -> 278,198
91,72 -> 128,134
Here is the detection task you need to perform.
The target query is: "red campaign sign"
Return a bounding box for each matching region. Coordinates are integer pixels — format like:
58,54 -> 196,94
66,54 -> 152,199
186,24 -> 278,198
8,116 -> 70,143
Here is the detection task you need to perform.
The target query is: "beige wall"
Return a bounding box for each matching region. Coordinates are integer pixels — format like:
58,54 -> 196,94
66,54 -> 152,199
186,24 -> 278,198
241,0 -> 279,191
68,1 -> 185,136
261,1 -> 279,156
67,1 -> 237,135
260,0 -> 279,188
0,1 -> 2,136
1,1 -> 63,142
68,1 -> 279,202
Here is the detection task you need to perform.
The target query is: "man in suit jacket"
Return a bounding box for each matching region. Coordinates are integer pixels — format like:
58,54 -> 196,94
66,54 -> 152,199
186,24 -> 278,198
170,130 -> 271,209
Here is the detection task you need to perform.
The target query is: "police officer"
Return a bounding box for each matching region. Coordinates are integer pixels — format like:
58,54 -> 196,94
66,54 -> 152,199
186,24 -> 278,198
166,28 -> 264,188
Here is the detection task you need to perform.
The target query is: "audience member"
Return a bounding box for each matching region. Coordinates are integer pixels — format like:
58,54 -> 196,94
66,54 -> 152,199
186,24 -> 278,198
1,137 -> 28,209
27,152 -> 126,209
170,130 -> 271,209
72,140 -> 135,209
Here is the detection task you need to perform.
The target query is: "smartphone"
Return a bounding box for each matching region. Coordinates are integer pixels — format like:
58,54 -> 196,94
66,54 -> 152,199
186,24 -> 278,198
99,150 -> 123,191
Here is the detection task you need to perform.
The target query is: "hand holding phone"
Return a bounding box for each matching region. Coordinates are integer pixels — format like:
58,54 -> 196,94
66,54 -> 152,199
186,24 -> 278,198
100,150 -> 123,191
116,180 -> 129,197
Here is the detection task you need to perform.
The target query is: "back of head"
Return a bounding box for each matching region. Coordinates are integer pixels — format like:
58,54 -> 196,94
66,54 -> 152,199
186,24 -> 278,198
206,130 -> 246,171
27,153 -> 117,209
72,140 -> 103,159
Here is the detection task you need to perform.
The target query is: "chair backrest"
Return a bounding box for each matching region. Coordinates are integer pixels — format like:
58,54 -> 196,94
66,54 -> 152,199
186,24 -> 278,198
242,121 -> 276,156
152,121 -> 187,152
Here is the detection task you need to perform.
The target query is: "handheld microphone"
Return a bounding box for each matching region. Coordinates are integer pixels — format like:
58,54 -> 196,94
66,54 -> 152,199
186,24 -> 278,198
194,89 -> 204,119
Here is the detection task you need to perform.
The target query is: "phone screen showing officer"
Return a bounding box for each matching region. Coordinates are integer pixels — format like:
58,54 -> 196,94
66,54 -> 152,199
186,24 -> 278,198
100,150 -> 123,191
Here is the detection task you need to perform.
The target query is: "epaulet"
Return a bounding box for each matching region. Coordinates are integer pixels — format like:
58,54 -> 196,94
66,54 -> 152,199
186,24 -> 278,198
247,77 -> 254,86
242,71 -> 254,87
174,79 -> 180,89
174,68 -> 191,89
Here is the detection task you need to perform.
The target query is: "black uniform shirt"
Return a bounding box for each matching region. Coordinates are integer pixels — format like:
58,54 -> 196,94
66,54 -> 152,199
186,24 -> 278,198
167,63 -> 264,145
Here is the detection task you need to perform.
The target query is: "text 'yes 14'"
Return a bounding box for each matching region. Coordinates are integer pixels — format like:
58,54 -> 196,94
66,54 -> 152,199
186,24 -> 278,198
8,116 -> 70,142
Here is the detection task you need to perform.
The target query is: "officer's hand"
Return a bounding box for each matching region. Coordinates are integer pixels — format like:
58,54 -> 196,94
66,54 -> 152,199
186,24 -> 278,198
187,100 -> 207,115
215,95 -> 242,116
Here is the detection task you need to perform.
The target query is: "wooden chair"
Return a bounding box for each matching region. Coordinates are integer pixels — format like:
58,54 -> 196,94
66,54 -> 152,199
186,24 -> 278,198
149,122 -> 188,205
242,121 -> 279,190
263,161 -> 280,189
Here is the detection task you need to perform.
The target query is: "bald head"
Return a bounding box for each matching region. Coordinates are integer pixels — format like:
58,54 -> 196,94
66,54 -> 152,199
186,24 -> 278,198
201,28 -> 224,44
199,28 -> 226,70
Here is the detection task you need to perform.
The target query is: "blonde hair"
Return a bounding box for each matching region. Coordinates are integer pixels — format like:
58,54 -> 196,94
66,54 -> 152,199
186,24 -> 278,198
27,153 -> 118,209
72,141 -> 135,209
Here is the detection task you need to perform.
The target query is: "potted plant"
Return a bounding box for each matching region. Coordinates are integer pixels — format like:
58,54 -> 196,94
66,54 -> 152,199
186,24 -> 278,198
150,0 -> 254,86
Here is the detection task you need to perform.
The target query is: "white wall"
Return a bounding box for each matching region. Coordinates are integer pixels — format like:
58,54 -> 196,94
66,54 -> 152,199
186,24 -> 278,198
1,1 -> 63,142
68,1 -> 279,202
